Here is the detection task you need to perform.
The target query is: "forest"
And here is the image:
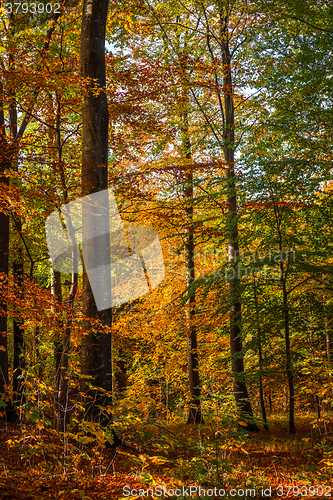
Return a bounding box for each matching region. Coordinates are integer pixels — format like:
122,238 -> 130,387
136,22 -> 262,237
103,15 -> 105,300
0,0 -> 333,498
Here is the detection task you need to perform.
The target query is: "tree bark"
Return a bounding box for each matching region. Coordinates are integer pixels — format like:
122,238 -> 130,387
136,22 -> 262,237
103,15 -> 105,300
0,86 -> 16,422
309,316 -> 321,419
0,101 -> 10,401
13,250 -> 25,406
324,304 -> 332,364
275,209 -> 295,434
11,74 -> 25,409
219,13 -> 257,431
253,282 -> 268,430
181,110 -> 202,425
80,0 -> 113,424
281,279 -> 295,434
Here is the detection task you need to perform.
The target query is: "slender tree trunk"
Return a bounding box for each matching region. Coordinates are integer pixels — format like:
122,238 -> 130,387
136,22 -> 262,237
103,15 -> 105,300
282,280 -> 295,433
309,316 -> 321,419
257,328 -> 268,430
219,14 -> 257,431
11,81 -> 25,409
34,324 -> 41,405
113,305 -> 127,397
13,250 -> 25,406
276,217 -> 295,434
177,46 -> 202,423
0,129 -> 10,401
80,0 -> 113,424
52,269 -> 63,427
253,282 -> 268,430
181,110 -> 202,424
177,43 -> 202,424
52,92 -> 80,431
59,269 -> 78,431
52,265 -> 78,432
324,303 -> 332,364
325,321 -> 331,364
184,166 -> 202,424
0,86 -> 14,421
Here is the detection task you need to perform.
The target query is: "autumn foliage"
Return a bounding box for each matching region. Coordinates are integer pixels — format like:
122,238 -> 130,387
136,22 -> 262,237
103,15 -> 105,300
0,0 -> 333,498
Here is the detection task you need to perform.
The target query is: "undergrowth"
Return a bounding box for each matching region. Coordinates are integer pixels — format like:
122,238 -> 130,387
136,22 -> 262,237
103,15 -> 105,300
0,411 -> 333,499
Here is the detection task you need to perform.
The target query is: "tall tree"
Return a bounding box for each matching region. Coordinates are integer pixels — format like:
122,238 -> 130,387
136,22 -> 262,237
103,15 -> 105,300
180,84 -> 202,425
0,87 -> 12,407
0,5 -> 62,419
217,7 -> 257,430
80,0 -> 113,423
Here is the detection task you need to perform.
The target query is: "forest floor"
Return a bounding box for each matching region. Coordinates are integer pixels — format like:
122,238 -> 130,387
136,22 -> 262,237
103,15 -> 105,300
0,413 -> 332,500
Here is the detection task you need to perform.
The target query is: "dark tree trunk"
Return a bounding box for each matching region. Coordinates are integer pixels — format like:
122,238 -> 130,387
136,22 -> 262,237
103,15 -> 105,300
0,87 -> 12,420
13,250 -> 25,406
113,306 -> 127,397
185,169 -> 202,425
177,48 -> 202,424
282,280 -> 295,434
253,282 -> 268,430
0,140 -> 9,399
53,95 -> 79,431
182,116 -> 202,425
11,77 -> 24,409
275,210 -> 295,434
219,14 -> 257,432
80,0 -> 113,424
258,328 -> 268,430
58,270 -> 77,431
52,269 -> 63,427
309,316 -> 321,420
324,308 -> 332,364
52,267 -> 78,432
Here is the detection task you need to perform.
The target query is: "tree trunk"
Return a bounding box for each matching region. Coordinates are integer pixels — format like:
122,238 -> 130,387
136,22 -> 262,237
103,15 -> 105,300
59,271 -> 78,431
185,167 -> 202,424
13,250 -> 25,406
181,113 -> 202,425
219,14 -> 257,431
11,84 -> 25,409
80,0 -> 113,424
324,305 -> 332,364
52,265 -> 78,432
258,327 -> 268,430
281,279 -> 295,434
52,269 -> 63,428
177,45 -> 202,424
0,87 -> 14,421
276,218 -> 295,434
0,131 -> 9,400
113,306 -> 127,397
309,316 -> 321,419
53,90 -> 80,431
253,281 -> 268,430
